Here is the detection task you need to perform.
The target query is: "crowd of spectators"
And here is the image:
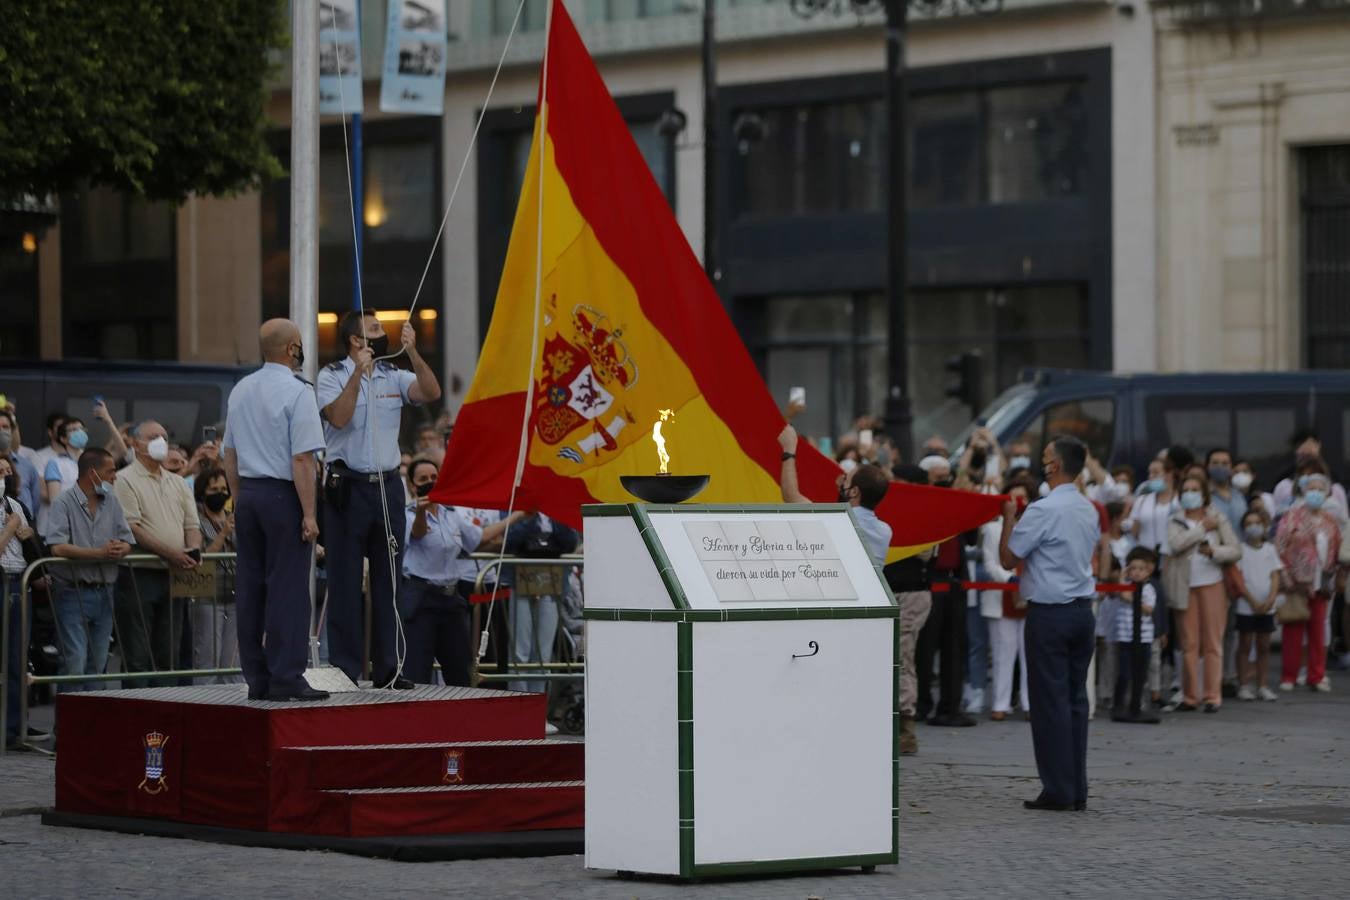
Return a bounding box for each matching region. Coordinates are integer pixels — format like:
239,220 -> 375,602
5,388 -> 1348,749
794,412 -> 1350,736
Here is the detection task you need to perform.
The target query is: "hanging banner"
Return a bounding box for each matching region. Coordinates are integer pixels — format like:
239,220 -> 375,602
379,0 -> 448,115
319,0 -> 363,115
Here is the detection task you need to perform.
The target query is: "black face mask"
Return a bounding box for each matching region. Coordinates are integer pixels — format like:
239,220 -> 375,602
203,492 -> 229,513
934,477 -> 954,489
291,344 -> 305,369
3,475 -> 15,498
367,334 -> 390,358
415,481 -> 435,498
837,485 -> 854,503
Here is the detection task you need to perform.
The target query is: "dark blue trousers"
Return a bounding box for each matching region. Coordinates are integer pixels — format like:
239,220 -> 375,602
1025,600 -> 1096,806
234,478 -> 311,695
324,473 -> 403,685
400,577 -> 472,687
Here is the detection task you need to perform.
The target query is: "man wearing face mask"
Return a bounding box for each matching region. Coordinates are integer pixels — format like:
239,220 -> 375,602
223,319 -> 328,701
46,449 -> 134,698
0,409 -> 41,523
1205,448 -> 1247,532
317,310 -> 442,690
113,420 -> 202,686
38,418 -> 87,540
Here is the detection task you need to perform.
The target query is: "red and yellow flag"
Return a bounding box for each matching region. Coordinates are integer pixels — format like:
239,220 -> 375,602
433,0 -> 1003,558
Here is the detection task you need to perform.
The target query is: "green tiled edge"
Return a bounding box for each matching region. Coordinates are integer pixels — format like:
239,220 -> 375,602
582,503 -> 632,518
892,616 -> 901,861
677,622 -> 694,878
583,606 -> 901,623
691,852 -> 894,878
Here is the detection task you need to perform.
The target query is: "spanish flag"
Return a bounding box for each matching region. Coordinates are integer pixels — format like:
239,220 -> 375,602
433,0 -> 1003,559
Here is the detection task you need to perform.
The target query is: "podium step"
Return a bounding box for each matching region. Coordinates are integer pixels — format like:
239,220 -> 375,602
278,740 -> 585,791
315,782 -> 586,837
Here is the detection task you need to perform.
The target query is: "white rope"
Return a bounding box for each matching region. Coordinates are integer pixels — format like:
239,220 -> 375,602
479,0 -> 552,662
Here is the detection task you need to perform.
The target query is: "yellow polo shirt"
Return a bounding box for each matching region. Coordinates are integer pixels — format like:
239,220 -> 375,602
113,459 -> 199,565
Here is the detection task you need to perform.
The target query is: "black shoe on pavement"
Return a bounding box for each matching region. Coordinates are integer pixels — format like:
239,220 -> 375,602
1024,795 -> 1075,811
928,713 -> 977,727
1175,702 -> 1198,712
375,675 -> 416,690
26,726 -> 50,740
247,684 -> 269,701
267,685 -> 330,702
1075,801 -> 1087,811
1203,702 -> 1219,713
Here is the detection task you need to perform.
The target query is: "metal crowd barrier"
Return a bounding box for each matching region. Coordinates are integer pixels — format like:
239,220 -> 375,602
1,552 -> 590,755
468,553 -> 585,685
1,552 -> 242,756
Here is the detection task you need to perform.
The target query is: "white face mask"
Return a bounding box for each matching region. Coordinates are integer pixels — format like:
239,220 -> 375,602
146,436 -> 169,462
1231,472 -> 1253,492
1038,481 -> 1051,498
839,458 -> 858,474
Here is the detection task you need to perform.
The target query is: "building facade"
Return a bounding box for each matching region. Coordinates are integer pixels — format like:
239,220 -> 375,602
7,0 -> 1342,444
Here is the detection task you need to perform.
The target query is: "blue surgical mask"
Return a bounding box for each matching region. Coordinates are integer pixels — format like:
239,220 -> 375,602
1008,455 -> 1031,471
1304,489 -> 1326,510
1244,523 -> 1265,542
1180,491 -> 1204,511
1143,478 -> 1164,494
67,429 -> 89,450
1297,475 -> 1311,491
93,472 -> 113,497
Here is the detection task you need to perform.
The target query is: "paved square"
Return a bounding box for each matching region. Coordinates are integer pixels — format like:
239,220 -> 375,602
2,690 -> 1345,898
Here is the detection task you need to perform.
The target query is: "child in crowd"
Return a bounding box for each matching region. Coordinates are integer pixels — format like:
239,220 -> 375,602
1235,509 -> 1284,701
1114,547 -> 1159,714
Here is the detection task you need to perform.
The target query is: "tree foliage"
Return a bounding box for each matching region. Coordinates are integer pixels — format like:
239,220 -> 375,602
0,0 -> 288,202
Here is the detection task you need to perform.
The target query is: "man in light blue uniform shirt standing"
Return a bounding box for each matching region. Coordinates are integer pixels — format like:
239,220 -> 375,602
1000,435 -> 1100,812
223,319 -> 328,701
317,310 -> 441,689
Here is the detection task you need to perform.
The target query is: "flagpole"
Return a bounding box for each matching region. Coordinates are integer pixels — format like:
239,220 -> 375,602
291,0 -> 319,384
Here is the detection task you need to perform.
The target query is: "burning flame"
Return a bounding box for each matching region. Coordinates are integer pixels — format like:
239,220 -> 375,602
653,409 -> 674,474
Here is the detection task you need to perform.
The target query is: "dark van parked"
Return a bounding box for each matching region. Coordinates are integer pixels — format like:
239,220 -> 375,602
960,368 -> 1350,488
0,360 -> 249,452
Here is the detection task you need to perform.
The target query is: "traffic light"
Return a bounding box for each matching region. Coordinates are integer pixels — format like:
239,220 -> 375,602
944,350 -> 983,413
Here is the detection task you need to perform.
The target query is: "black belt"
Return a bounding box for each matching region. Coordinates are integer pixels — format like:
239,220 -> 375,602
1028,598 -> 1094,609
407,574 -> 457,596
330,464 -> 398,484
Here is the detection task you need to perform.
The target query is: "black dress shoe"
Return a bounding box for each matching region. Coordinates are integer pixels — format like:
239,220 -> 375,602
1075,801 -> 1087,811
267,685 -> 330,702
26,726 -> 51,740
247,685 -> 269,701
1203,702 -> 1219,713
1024,796 -> 1075,811
928,713 -> 977,727
1175,702 -> 1198,712
374,674 -> 416,690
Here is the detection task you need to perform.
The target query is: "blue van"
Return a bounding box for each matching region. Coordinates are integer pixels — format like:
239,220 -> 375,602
959,368 -> 1350,488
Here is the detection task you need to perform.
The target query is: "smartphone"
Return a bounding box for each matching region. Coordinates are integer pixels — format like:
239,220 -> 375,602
789,386 -> 806,407
203,425 -> 218,444
859,428 -> 874,448
187,548 -> 203,563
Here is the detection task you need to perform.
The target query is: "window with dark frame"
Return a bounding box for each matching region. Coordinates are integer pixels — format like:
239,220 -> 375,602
1301,144 -> 1350,369
0,230 -> 40,360
59,185 -> 177,361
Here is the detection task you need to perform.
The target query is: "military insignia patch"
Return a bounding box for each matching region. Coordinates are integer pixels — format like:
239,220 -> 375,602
138,731 -> 170,795
443,749 -> 465,784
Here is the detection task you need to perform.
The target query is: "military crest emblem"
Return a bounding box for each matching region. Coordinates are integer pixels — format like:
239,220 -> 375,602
535,298 -> 638,463
138,731 -> 170,795
442,749 -> 465,785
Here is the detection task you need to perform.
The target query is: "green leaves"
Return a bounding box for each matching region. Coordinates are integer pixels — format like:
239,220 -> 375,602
0,0 -> 287,202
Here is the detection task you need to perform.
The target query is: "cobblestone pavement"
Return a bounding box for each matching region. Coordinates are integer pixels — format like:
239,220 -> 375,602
2,689 -> 1346,899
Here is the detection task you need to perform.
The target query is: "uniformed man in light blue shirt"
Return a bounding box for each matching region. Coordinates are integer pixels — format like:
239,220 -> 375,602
316,310 -> 442,689
222,319 -> 328,702
1000,434 -> 1101,813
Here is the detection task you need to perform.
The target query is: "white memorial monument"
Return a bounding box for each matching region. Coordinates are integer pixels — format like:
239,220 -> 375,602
583,499 -> 899,878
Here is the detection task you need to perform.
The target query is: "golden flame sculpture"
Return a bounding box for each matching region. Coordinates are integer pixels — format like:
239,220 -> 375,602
652,409 -> 674,474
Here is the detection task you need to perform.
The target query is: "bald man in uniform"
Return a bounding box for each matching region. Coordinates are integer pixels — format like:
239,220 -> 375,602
222,319 -> 328,701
